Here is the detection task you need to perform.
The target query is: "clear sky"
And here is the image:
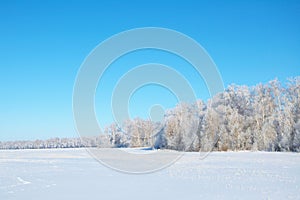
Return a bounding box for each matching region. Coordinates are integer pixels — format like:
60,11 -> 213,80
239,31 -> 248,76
0,0 -> 299,141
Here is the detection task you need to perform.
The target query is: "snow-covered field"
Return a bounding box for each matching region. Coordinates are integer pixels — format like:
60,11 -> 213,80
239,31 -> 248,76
0,148 -> 299,200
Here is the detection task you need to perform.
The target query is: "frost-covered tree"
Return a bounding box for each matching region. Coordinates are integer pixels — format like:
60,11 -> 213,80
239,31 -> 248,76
104,123 -> 129,147
1,77 -> 300,152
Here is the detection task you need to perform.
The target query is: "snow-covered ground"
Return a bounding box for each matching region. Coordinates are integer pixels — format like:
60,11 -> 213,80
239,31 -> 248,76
0,148 -> 299,200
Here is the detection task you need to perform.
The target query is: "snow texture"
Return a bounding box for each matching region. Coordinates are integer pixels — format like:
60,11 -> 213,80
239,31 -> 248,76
0,148 -> 299,200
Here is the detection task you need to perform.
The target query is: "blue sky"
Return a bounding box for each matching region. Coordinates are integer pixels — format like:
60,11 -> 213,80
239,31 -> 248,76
0,0 -> 299,141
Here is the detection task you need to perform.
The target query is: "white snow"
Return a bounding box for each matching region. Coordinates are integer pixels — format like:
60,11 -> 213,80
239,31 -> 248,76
0,148 -> 299,200
16,177 -> 31,185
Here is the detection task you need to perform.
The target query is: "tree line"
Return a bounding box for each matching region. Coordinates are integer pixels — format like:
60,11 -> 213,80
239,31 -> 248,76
1,77 -> 299,152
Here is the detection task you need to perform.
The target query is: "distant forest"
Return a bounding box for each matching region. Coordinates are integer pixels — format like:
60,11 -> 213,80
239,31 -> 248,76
1,77 -> 300,152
